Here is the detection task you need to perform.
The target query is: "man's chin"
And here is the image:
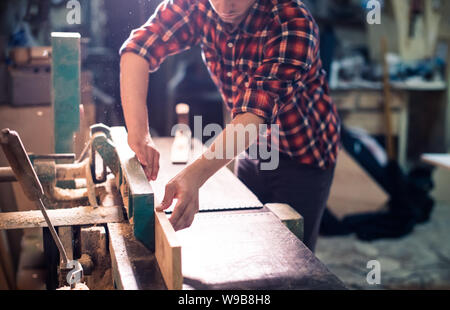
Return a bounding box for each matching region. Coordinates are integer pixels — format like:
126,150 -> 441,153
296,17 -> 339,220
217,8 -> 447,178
220,17 -> 238,24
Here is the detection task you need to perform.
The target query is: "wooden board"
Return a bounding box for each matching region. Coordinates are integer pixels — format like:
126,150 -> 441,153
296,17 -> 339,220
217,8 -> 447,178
108,223 -> 139,290
0,206 -> 123,230
176,211 -> 346,290
265,203 -> 304,241
110,127 -> 155,250
107,222 -> 166,290
328,150 -> 388,219
154,211 -> 182,290
151,138 -> 262,213
422,154 -> 450,170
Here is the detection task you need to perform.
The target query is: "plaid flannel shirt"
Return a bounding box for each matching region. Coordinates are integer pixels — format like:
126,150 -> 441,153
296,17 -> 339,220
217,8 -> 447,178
120,0 -> 340,169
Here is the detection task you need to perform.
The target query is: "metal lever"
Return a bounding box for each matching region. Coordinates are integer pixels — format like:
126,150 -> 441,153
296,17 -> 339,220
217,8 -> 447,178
0,129 -> 71,272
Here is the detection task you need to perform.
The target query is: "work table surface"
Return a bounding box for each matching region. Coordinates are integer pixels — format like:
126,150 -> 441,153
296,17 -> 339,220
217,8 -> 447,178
108,137 -> 346,290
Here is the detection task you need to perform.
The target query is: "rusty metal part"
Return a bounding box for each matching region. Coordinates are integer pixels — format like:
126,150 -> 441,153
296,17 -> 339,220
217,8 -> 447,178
0,159 -> 88,183
29,153 -> 76,162
47,184 -> 89,201
55,159 -> 87,180
78,254 -> 94,275
0,129 -> 44,200
90,124 -> 111,184
85,158 -> 99,208
75,140 -> 91,164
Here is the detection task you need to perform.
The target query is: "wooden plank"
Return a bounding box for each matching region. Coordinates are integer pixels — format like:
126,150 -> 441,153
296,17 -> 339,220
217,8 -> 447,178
0,206 -> 123,230
328,149 -> 388,219
265,203 -> 304,241
107,222 -> 166,290
176,212 -> 346,289
110,127 -> 155,250
422,154 -> 450,170
152,138 -> 262,213
59,227 -> 73,260
107,223 -> 138,290
154,211 -> 182,290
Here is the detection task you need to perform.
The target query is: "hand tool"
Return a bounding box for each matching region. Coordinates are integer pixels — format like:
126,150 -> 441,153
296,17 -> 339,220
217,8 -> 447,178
0,128 -> 83,288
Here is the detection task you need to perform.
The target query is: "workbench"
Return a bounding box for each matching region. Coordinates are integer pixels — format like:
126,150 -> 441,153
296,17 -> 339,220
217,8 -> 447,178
108,137 -> 346,290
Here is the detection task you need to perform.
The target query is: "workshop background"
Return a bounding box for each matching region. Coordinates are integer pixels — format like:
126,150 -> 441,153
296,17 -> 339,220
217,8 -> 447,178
1,0 -> 450,290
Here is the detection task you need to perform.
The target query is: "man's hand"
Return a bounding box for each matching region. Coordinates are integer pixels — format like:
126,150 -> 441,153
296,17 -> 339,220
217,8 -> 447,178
128,134 -> 160,181
155,112 -> 264,231
156,168 -> 200,231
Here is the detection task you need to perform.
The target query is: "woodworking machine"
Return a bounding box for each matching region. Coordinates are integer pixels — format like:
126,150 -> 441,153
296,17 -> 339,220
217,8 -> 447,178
0,32 -> 346,290
0,123 -> 346,290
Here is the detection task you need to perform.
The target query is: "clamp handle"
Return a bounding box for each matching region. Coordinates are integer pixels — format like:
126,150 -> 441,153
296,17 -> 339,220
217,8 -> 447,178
0,129 -> 44,201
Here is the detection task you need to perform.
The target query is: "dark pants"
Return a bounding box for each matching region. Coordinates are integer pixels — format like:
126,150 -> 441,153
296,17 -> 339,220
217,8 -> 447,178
235,152 -> 335,252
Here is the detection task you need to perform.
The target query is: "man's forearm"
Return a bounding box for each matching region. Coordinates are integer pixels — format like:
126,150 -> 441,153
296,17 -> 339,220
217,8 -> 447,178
120,52 -> 151,138
188,112 -> 265,187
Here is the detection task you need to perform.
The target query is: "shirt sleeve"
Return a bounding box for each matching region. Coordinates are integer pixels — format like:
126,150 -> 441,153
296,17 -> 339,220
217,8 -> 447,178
232,17 -> 319,123
119,0 -> 201,73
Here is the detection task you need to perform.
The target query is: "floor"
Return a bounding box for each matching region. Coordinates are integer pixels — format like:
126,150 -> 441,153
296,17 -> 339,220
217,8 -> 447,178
316,167 -> 450,290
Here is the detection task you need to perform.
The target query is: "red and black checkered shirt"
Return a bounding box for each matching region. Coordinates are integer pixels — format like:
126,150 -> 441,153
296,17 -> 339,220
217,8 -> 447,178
120,0 -> 340,169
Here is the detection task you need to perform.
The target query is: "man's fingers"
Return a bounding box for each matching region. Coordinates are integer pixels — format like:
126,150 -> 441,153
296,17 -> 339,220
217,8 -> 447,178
172,197 -> 198,231
151,152 -> 160,181
168,198 -> 188,229
156,183 -> 176,211
181,199 -> 198,230
135,150 -> 149,167
136,151 -> 154,181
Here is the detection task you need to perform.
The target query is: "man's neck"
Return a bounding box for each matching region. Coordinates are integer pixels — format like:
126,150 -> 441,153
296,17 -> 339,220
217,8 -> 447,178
228,7 -> 252,33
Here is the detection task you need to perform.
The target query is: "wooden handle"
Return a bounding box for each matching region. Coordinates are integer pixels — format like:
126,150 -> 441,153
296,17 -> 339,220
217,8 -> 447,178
0,129 -> 44,201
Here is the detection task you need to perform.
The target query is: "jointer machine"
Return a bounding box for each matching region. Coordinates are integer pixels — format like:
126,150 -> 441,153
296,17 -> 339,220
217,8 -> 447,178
0,124 -> 346,290
0,32 -> 346,290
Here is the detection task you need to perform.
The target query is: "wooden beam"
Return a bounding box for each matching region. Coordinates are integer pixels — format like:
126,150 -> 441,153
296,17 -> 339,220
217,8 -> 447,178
0,206 -> 123,230
422,153 -> 450,170
59,227 -> 73,260
107,223 -> 139,290
155,211 -> 182,290
110,127 -> 155,251
265,203 -> 304,241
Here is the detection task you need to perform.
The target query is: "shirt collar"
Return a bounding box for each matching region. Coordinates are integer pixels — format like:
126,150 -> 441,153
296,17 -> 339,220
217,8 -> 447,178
212,0 -> 271,37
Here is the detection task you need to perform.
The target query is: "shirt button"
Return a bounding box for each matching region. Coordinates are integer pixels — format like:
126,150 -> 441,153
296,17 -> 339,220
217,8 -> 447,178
227,72 -> 232,77
227,42 -> 234,48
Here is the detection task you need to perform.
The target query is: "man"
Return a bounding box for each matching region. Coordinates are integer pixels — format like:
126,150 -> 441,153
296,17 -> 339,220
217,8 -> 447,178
120,0 -> 340,251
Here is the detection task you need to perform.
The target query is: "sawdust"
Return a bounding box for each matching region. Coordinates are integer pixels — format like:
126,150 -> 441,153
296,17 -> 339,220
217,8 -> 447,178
57,283 -> 90,290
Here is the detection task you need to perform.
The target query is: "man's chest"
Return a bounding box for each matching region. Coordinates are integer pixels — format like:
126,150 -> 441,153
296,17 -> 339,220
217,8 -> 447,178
200,29 -> 268,87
